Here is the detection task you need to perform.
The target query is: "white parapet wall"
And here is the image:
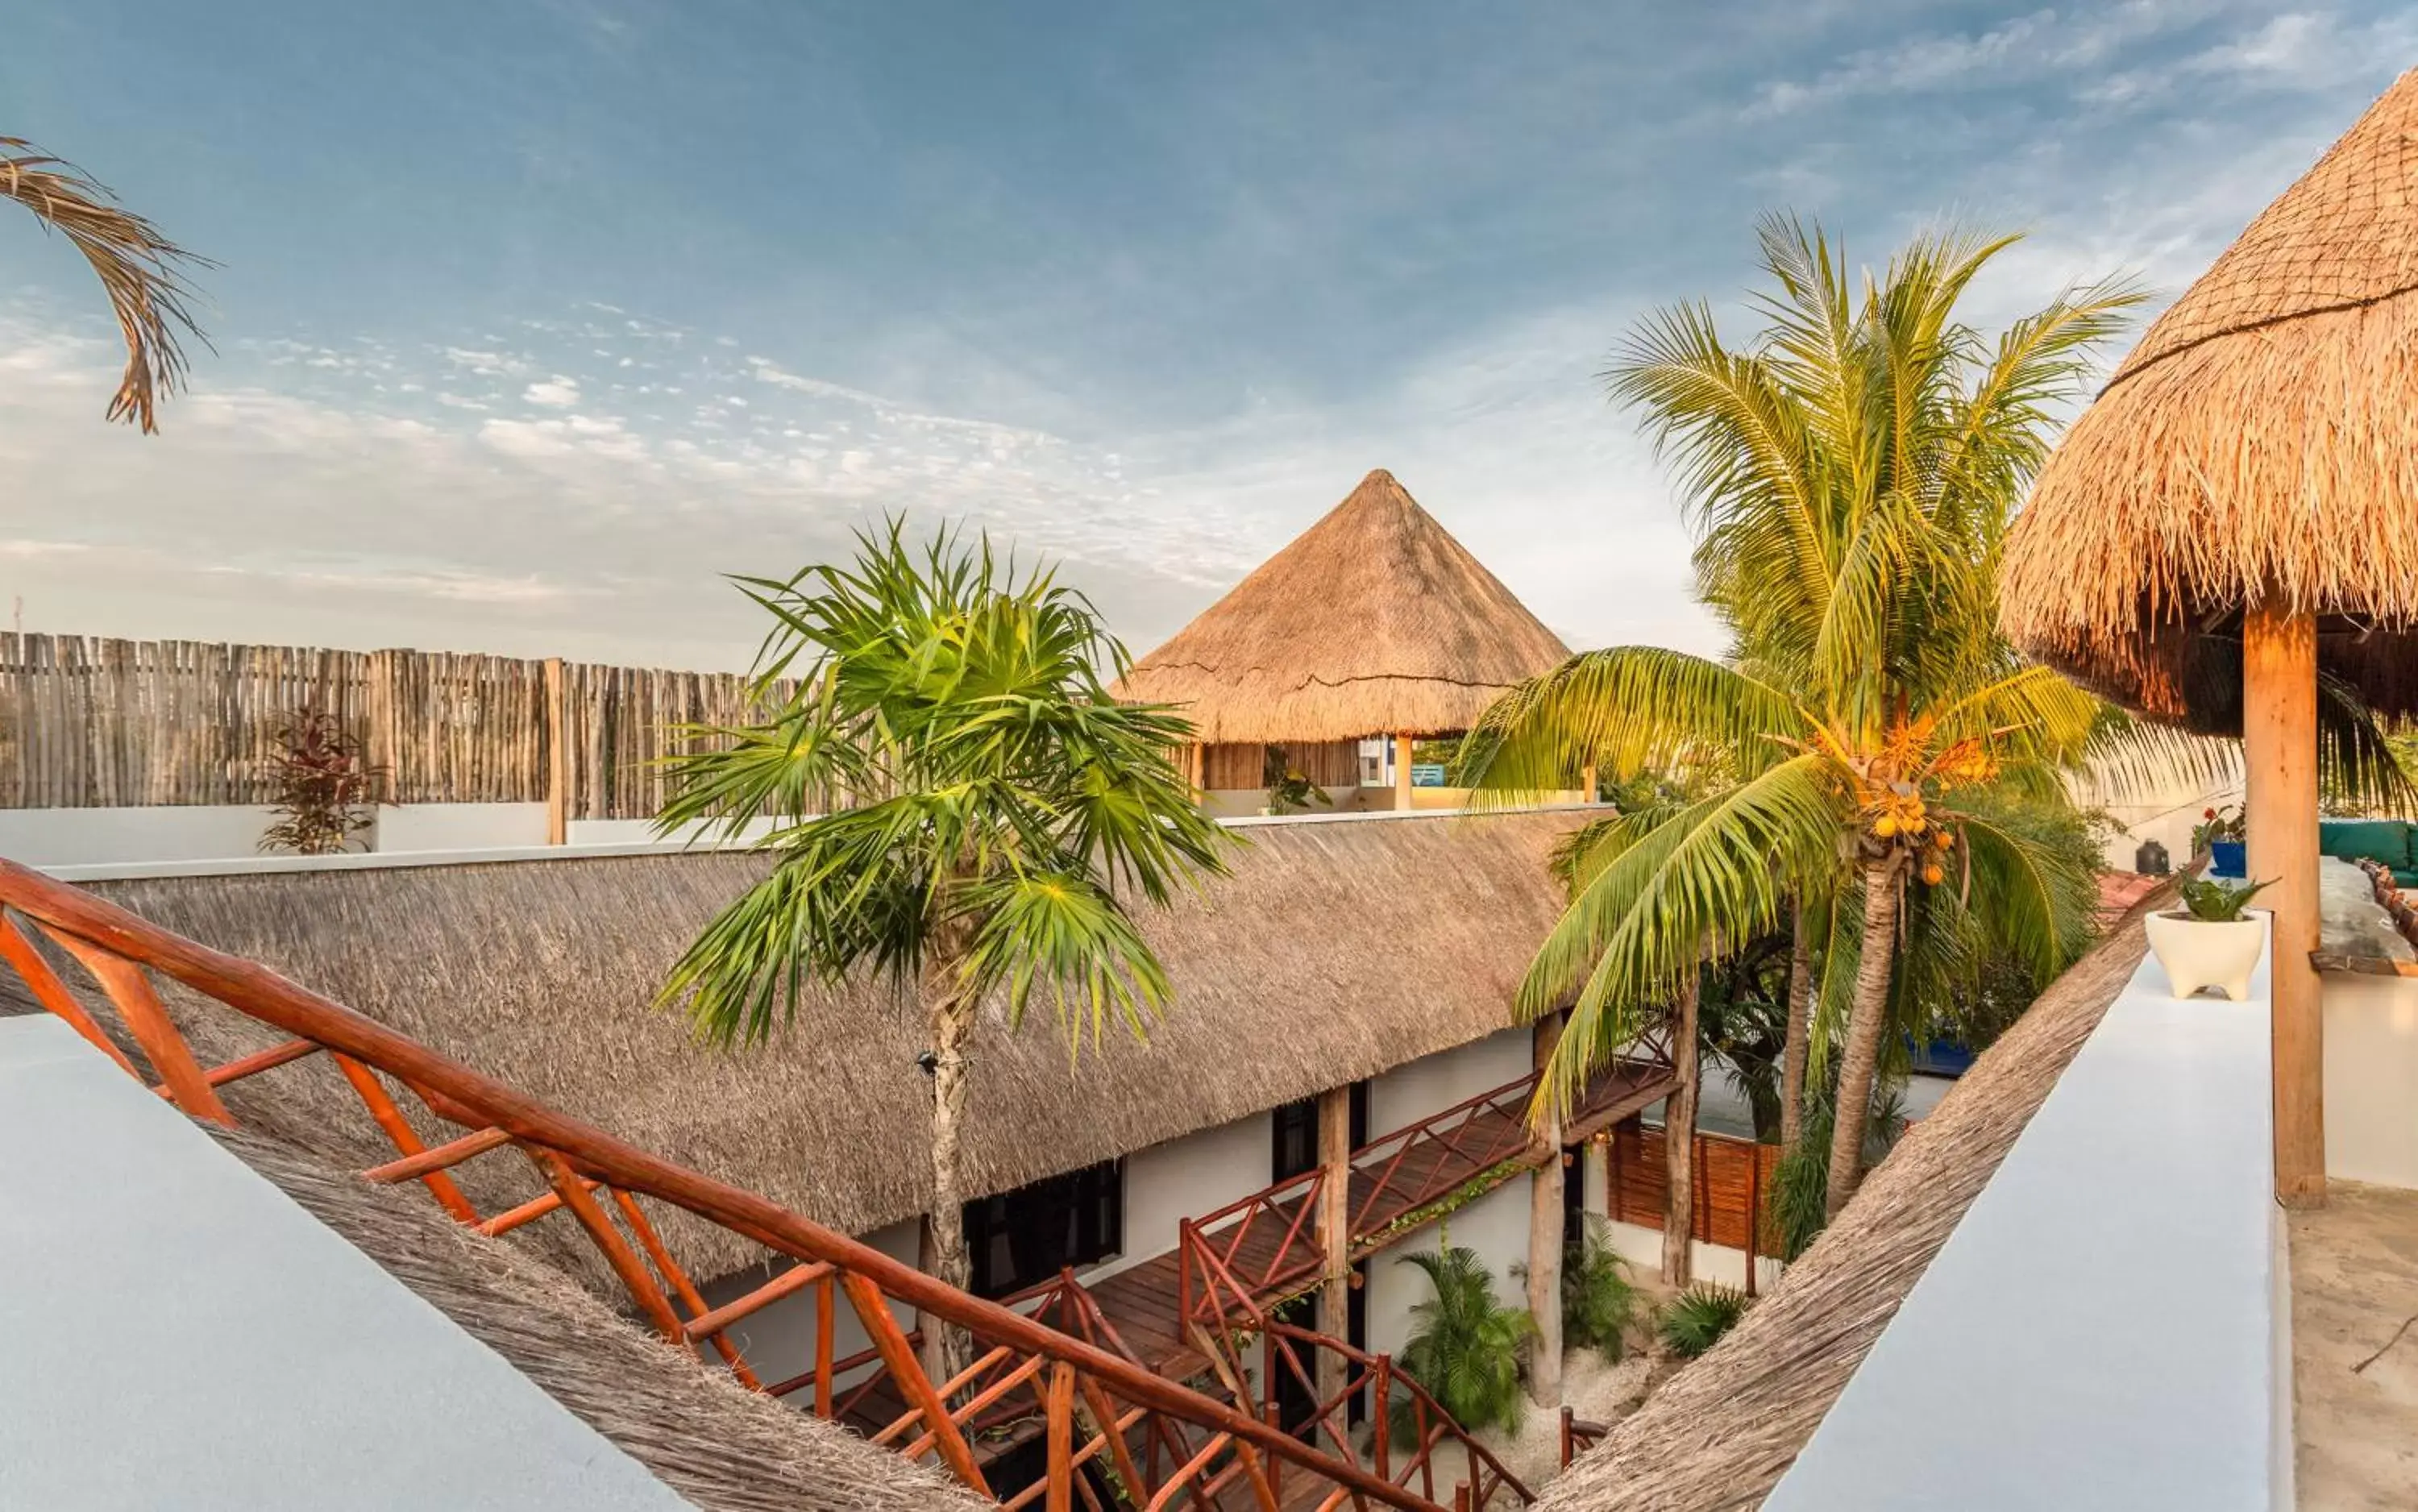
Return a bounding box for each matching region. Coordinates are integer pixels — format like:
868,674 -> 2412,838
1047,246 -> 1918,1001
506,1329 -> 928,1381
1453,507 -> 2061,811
1765,920 -> 2287,1510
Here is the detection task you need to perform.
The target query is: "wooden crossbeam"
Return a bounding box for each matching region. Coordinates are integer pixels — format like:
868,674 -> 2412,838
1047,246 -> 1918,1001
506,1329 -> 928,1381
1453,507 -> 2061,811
0,913 -> 135,1075
44,928 -> 229,1123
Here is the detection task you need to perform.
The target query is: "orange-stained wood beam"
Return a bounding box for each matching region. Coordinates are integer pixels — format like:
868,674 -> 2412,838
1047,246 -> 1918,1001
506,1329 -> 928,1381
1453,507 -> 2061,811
476,1183 -> 577,1237
202,1036 -> 320,1087
815,1273 -> 836,1418
1076,1376 -> 1149,1510
530,1150 -> 687,1343
841,1270 -> 991,1495
682,1257 -> 833,1344
45,928 -> 228,1123
1048,1362 -> 1078,1512
612,1187 -> 760,1388
0,912 -> 136,1074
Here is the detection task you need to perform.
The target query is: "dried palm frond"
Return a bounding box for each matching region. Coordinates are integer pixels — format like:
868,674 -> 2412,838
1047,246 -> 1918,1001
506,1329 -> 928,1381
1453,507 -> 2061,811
2,137 -> 213,431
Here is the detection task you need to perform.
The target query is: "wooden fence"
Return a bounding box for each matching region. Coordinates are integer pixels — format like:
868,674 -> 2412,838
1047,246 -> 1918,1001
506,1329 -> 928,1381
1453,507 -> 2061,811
0,633 -> 785,822
1604,1115 -> 1783,1261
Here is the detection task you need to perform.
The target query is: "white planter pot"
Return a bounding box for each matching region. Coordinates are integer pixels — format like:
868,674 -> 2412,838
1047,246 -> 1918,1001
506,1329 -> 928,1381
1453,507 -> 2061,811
2145,912 -> 2266,1002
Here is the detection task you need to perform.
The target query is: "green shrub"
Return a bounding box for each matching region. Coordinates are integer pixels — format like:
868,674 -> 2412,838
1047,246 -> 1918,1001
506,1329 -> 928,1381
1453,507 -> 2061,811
1764,1132 -> 1830,1263
1560,1215 -> 1646,1360
1660,1283 -> 1751,1359
1392,1244 -> 1535,1435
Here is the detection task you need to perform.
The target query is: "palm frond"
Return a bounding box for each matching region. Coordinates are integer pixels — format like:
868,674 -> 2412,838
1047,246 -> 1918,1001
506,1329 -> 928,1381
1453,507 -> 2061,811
2,139 -> 212,431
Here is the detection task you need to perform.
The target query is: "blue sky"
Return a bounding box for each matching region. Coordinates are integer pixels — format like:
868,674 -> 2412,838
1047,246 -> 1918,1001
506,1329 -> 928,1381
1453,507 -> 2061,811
3,2 -> 2412,668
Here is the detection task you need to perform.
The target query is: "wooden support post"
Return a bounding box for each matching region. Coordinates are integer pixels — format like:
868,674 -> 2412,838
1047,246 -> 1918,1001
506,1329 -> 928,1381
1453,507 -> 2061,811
1045,1360 -> 1076,1512
1581,762 -> 1597,804
1314,1084 -> 1353,1412
2245,596 -> 2325,1207
1526,1014 -> 1564,1407
544,656 -> 568,846
1394,733 -> 1415,811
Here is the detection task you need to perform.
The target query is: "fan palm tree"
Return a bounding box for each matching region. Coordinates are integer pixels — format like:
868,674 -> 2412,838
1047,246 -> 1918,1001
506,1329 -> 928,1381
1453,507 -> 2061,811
1475,218 -> 2188,1216
656,521 -> 1234,1380
3,139 -> 209,430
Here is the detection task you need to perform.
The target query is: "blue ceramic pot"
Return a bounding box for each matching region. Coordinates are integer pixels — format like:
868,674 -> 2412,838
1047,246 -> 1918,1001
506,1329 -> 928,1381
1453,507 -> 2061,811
2210,839 -> 2247,877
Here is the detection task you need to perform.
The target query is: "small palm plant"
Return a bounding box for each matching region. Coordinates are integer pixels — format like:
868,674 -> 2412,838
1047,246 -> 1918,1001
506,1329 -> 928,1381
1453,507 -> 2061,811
655,521 -> 1234,1381
1660,1283 -> 1751,1359
1391,1244 -> 1535,1436
1560,1215 -> 1647,1360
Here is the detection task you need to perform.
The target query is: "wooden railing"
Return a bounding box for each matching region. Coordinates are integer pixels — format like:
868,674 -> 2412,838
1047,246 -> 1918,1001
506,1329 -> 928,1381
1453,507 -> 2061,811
0,857 -> 1465,1512
1177,1071 -> 1553,1335
1557,1407 -> 1606,1469
1178,1216 -> 1534,1510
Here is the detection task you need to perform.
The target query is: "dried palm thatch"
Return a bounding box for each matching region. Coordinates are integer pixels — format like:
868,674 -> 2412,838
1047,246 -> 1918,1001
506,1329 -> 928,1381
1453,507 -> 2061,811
65,809 -> 1581,1283
1536,902 -> 2157,1511
2000,69 -> 2418,726
2,138 -> 211,432
1116,470 -> 1571,741
213,1124 -> 980,1512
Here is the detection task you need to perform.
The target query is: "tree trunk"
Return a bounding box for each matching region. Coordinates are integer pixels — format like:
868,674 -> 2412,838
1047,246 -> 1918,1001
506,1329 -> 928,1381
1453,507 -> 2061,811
1825,863 -> 1902,1219
1527,1014 -> 1564,1407
1780,896 -> 1814,1149
919,960 -> 978,1388
1662,968 -> 1701,1288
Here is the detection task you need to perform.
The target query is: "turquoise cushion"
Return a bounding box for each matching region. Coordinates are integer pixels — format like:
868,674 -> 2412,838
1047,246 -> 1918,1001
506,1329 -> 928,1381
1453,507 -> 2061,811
2320,818 -> 2416,871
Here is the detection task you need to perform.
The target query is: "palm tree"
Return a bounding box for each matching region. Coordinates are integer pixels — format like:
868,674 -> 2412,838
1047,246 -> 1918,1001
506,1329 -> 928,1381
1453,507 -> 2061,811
656,522 -> 1234,1379
3,139 -> 209,430
1475,218 -> 2167,1218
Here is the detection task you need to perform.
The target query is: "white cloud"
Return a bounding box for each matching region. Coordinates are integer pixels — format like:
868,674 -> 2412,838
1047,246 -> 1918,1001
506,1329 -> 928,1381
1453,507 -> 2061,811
522,376 -> 580,407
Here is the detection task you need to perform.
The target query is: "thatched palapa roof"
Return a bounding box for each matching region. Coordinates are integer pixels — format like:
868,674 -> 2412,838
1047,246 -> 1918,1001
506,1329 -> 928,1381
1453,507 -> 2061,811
2002,69 -> 2418,724
1117,470 -> 1571,742
77,810 -> 1581,1281
1537,905 -> 2156,1510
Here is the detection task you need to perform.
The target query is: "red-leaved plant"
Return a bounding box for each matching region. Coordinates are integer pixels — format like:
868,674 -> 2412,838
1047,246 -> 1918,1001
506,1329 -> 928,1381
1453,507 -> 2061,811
259,708 -> 384,855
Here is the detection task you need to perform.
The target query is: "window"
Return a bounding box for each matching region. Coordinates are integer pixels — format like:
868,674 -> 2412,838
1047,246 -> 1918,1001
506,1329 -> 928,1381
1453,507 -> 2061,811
965,1159 -> 1124,1298
1271,1082 -> 1370,1182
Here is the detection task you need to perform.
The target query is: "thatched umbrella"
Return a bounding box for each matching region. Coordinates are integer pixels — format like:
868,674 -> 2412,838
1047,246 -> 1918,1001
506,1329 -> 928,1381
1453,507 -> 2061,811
2001,68 -> 2418,1207
1118,469 -> 1571,805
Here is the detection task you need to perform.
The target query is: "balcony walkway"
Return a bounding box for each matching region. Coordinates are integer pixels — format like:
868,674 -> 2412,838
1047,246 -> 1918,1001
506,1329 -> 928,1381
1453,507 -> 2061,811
1087,1057 -> 1680,1383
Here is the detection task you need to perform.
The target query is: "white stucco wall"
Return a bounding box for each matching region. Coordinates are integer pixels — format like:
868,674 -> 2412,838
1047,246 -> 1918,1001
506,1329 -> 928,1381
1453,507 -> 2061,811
1370,1027 -> 1531,1132
1602,1219 -> 1782,1292
1364,1176 -> 1532,1362
1090,1110 -> 1273,1286
0,804 -> 288,866
2323,970 -> 2418,1189
372,802 -> 550,852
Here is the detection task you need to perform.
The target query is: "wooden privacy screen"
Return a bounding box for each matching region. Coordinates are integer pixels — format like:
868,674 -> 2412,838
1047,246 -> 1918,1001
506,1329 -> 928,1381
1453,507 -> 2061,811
1199,740 -> 1362,791
1605,1117 -> 1782,1254
0,633 -> 789,819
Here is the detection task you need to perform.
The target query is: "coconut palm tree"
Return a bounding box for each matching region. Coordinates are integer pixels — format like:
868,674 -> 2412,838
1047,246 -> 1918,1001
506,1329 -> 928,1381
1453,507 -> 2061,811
656,522 -> 1234,1379
1475,218 -> 2174,1216
3,139 -> 209,431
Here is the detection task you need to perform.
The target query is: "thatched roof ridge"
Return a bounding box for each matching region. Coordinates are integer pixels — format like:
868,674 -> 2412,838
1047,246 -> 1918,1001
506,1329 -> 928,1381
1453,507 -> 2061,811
2002,69 -> 2418,721
1536,908 -> 2154,1510
1117,470 -> 1571,742
76,809 -> 1582,1280
213,1124 -> 980,1512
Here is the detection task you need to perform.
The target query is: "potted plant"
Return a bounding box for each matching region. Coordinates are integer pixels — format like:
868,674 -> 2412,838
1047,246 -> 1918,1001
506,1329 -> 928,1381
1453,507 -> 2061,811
2145,875 -> 2271,1001
2192,804 -> 2246,878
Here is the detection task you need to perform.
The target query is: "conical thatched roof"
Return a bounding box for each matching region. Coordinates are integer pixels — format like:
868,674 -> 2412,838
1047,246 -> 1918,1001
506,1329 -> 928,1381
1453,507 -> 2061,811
2002,69 -> 2418,725
1117,470 -> 1571,742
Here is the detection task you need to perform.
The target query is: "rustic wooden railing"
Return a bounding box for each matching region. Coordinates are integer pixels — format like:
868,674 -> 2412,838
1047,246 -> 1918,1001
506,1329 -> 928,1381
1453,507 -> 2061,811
1178,1215 -> 1535,1511
1175,1069 -> 1597,1335
1556,1407 -> 1606,1470
0,857 -> 1467,1512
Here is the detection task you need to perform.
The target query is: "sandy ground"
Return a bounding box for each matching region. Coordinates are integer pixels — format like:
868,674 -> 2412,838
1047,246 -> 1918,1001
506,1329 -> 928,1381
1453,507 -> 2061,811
1474,1344 -> 1668,1493
2293,1181 -> 2418,1509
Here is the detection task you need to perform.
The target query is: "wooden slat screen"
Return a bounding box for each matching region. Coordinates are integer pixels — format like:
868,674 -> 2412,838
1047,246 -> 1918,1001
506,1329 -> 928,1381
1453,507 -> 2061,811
0,633 -> 787,820
1604,1116 -> 1783,1252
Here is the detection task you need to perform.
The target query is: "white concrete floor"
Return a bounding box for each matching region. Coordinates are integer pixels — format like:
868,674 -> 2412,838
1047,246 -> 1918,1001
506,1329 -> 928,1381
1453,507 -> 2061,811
2292,1182 -> 2418,1509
